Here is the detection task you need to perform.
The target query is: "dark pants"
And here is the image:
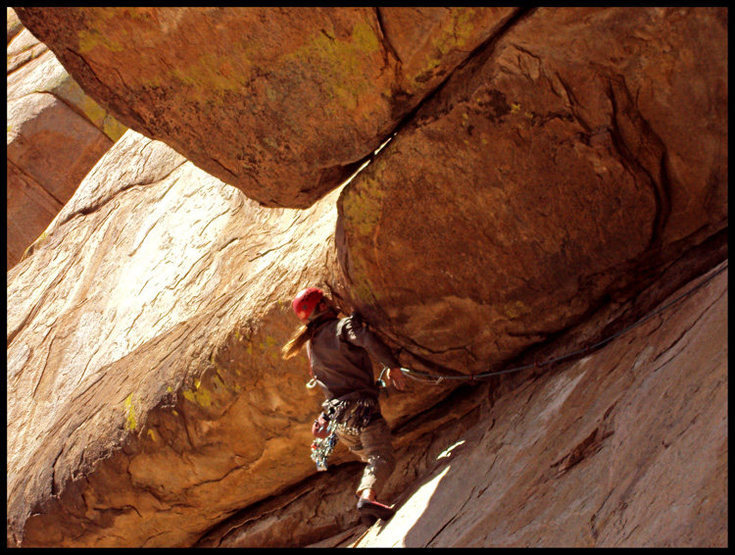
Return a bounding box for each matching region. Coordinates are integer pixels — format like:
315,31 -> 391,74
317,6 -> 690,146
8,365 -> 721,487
336,415 -> 395,498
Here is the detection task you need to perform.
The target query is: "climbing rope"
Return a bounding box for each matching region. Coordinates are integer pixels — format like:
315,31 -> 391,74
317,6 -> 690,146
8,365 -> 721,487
395,262 -> 728,385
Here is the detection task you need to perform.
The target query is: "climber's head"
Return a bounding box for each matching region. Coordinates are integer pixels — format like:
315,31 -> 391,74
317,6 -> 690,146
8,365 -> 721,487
282,287 -> 338,360
291,287 -> 333,323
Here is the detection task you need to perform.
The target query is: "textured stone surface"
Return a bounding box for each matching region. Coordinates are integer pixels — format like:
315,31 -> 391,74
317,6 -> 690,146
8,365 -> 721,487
352,262 -> 727,547
6,6 -> 727,549
6,14 -> 126,269
335,6 -> 727,374
14,7 -> 516,207
191,251 -> 727,548
7,26 -> 48,72
196,377 -> 484,548
6,160 -> 61,270
7,91 -> 112,206
7,7 -> 25,45
6,130 -> 450,547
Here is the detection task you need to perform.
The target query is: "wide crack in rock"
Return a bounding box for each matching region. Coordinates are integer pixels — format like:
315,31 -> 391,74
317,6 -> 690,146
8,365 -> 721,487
7,7 -> 727,548
6,129 -> 457,547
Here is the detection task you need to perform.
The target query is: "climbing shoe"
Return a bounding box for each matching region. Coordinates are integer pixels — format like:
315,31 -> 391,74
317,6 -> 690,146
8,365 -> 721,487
357,498 -> 395,526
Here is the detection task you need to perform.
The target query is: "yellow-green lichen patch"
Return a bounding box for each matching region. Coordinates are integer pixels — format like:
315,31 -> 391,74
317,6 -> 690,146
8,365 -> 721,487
182,387 -> 212,407
351,19 -> 380,53
124,393 -> 137,431
22,230 -> 48,260
282,19 -> 382,112
502,299 -> 531,319
334,86 -> 358,111
260,335 -> 277,351
76,8 -> 150,54
211,375 -> 226,392
256,334 -> 283,363
48,74 -> 127,141
341,175 -> 386,239
166,50 -> 252,105
77,28 -> 125,54
351,276 -> 381,309
100,114 -> 128,141
441,8 -> 484,54
412,8 -> 486,86
182,377 -> 213,407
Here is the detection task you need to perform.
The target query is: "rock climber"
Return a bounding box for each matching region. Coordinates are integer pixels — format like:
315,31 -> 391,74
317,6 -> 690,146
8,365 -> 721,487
282,286 -> 407,526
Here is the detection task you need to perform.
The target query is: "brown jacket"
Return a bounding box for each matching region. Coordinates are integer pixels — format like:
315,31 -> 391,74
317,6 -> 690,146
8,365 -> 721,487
306,314 -> 399,402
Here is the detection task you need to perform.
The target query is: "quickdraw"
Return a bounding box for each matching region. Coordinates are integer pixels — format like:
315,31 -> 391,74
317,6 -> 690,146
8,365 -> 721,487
310,419 -> 338,471
309,398 -> 380,470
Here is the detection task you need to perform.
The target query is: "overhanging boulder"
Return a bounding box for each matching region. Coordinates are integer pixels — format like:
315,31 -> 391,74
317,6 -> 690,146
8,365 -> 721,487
335,7 -> 727,374
14,7 -> 517,208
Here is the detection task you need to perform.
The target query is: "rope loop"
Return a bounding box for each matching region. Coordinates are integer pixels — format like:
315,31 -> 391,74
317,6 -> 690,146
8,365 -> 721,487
393,262 -> 726,386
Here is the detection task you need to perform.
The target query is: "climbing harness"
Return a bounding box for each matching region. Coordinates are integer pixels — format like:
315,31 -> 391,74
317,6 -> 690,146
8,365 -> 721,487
322,397 -> 380,435
309,398 -> 381,471
398,262 -> 728,385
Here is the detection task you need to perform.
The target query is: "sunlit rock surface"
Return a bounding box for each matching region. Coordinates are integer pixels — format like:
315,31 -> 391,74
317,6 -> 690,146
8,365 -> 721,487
6,130 -> 450,547
7,7 -> 727,548
335,7 -> 727,374
195,258 -> 727,548
7,9 -> 126,269
352,263 -> 727,547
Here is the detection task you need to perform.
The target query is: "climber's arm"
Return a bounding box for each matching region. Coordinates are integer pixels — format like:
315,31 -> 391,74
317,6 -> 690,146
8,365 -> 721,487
342,316 -> 406,390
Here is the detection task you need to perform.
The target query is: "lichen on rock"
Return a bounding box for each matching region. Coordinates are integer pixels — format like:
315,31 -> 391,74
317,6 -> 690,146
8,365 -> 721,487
7,6 -> 727,549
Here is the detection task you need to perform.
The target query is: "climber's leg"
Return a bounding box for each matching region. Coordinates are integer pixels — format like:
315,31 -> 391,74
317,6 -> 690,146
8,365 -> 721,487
338,416 -> 396,524
337,415 -> 395,498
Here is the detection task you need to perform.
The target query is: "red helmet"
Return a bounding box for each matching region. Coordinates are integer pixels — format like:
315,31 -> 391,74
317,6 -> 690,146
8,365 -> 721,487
292,287 -> 325,322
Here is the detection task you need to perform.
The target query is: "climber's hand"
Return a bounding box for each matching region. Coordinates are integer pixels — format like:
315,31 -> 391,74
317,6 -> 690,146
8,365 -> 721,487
312,414 -> 330,438
386,367 -> 407,391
